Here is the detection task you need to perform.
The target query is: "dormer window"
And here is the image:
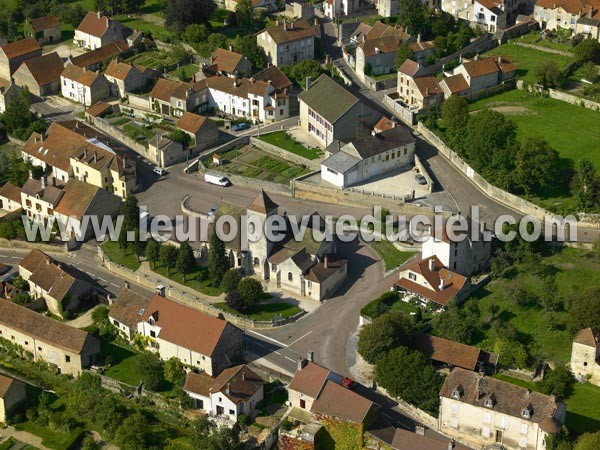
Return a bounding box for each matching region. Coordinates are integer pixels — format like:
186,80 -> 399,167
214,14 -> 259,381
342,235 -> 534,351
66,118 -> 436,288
484,394 -> 496,408
521,404 -> 533,419
452,385 -> 463,399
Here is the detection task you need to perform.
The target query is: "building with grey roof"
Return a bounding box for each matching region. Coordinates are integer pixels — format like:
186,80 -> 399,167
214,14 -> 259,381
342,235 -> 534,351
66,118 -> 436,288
320,122 -> 415,188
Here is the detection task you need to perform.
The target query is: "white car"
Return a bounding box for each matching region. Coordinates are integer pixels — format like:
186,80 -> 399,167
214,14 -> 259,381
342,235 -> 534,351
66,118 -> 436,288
153,167 -> 166,176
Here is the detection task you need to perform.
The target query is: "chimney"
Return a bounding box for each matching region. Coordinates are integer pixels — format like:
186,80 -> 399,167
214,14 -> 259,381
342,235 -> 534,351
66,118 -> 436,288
426,86 -> 430,96
298,356 -> 308,370
474,53 -> 479,61
242,372 -> 246,381
448,438 -> 455,450
306,76 -> 311,90
250,77 -> 255,84
429,258 -> 435,272
229,45 -> 233,52
28,169 -> 33,179
307,351 -> 314,362
459,54 -> 463,64
498,55 -> 502,64
439,277 -> 446,290
41,176 -> 47,188
417,33 -> 421,43
276,19 -> 279,26
83,148 -> 88,159
225,383 -> 231,395
97,11 -> 103,18
324,255 -> 328,269
93,150 -> 97,163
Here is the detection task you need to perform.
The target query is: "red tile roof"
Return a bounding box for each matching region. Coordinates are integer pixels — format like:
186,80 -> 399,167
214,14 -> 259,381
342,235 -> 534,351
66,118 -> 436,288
61,64 -> 104,87
211,47 -> 247,74
463,57 -> 501,78
17,52 -> 64,87
0,38 -> 41,60
76,11 -> 111,38
177,112 -> 210,134
71,40 -> 128,68
252,65 -> 292,92
413,333 -> 482,371
263,19 -> 316,44
288,361 -> 330,399
0,374 -> 19,398
31,15 -> 60,32
441,74 -> 470,94
413,76 -> 443,98
0,182 -> 22,203
391,429 -> 470,450
574,327 -> 599,347
149,78 -> 192,102
311,380 -> 373,423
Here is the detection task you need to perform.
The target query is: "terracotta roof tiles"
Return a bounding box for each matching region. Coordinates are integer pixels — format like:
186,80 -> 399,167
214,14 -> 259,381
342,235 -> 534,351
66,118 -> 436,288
18,52 -> 64,87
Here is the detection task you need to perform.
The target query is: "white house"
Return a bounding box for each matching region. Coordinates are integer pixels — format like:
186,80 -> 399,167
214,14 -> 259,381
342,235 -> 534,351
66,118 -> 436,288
183,365 -> 264,422
439,368 -> 566,450
320,123 -> 416,188
570,327 -> 600,385
60,64 -> 109,106
74,11 -> 131,50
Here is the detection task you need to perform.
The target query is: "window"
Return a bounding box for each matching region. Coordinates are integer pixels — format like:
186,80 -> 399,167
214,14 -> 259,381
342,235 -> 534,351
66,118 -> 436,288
150,330 -> 156,338
271,264 -> 277,271
450,418 -> 458,428
65,355 -> 71,363
307,280 -> 312,288
520,423 -> 528,435
38,346 -> 42,351
481,426 -> 490,438
483,412 -> 491,424
484,398 -> 494,408
288,272 -> 293,282
409,272 -> 417,281
452,388 -> 462,399
229,409 -> 235,415
24,341 -> 29,346
253,257 -> 259,266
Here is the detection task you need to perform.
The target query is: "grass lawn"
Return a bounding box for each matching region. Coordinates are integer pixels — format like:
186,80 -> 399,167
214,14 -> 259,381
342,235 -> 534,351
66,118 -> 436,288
167,64 -> 198,82
472,247 -> 600,364
101,339 -> 142,386
511,32 -> 573,53
209,8 -> 253,39
102,241 -> 141,270
258,131 -> 323,160
214,302 -> 302,321
483,43 -> 574,85
372,71 -> 397,81
15,421 -> 84,450
152,264 -> 224,297
370,240 -> 415,270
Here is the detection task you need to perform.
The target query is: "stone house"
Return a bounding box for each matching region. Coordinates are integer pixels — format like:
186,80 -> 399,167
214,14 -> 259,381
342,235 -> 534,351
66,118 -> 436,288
74,11 -> 131,50
299,74 -> 378,148
18,249 -> 94,317
439,368 -> 566,450
0,375 -> 26,424
20,177 -> 65,224
388,428 -> 470,450
109,288 -> 150,341
0,38 -> 42,80
13,52 -> 64,97
394,255 -> 470,309
208,47 -> 252,78
570,327 -> 600,385
25,15 -> 62,45
0,300 -> 100,376
183,365 -> 264,422
148,78 -> 205,117
473,0 -> 509,32
70,40 -> 129,71
324,0 -> 359,20
136,293 -> 244,376
176,112 -> 219,151
320,123 -> 416,188
257,19 -> 316,67
0,183 -> 23,212
60,64 -> 109,106
576,16 -> 600,40
397,59 -> 444,113
534,0 -> 600,32
104,59 -> 156,98
0,78 -> 21,114
148,134 -> 186,167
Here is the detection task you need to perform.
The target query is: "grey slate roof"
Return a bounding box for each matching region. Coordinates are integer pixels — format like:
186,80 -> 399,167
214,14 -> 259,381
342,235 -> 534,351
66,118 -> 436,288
298,74 -> 359,125
348,125 -> 415,159
321,150 -> 360,174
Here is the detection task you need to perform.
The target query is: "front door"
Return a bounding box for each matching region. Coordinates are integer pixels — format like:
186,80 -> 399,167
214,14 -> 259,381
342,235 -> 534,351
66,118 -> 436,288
495,430 -> 503,443
216,405 -> 224,416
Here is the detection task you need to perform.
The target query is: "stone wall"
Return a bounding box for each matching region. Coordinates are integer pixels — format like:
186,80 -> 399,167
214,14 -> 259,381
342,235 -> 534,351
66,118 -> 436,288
127,93 -> 152,110
0,238 -> 67,253
548,88 -> 600,111
417,123 -> 598,230
250,135 -> 321,170
512,41 -> 573,57
88,116 -> 156,163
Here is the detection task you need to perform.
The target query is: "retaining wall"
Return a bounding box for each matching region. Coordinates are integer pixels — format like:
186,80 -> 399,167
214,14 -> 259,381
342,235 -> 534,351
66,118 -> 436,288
249,135 -> 321,170
0,238 -> 67,253
548,88 -> 600,111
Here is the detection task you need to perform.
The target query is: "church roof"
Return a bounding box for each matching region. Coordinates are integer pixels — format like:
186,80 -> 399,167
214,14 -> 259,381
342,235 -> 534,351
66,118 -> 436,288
247,189 -> 278,214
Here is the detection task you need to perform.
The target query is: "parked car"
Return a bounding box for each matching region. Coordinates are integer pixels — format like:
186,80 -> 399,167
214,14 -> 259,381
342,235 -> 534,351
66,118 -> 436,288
205,173 -> 231,186
415,174 -> 427,185
153,167 -> 166,176
342,377 -> 355,390
232,122 -> 250,132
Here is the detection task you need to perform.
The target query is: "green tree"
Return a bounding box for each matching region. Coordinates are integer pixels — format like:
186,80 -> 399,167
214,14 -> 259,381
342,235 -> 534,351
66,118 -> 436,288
579,61 -> 599,82
375,346 -> 443,414
463,109 -> 519,189
358,311 -> 415,364
574,432 -> 600,450
539,365 -> 575,399
145,239 -> 161,268
394,42 -> 414,69
81,434 -> 100,450
121,195 -> 139,231
191,415 -> 240,449
117,224 -> 129,251
183,23 -> 210,43
571,158 -> 600,211
396,0 -> 426,35
114,413 -> 151,450
168,129 -> 191,147
1,87 -> 46,140
281,59 -> 322,87
432,299 -> 479,343
231,34 -> 267,69
164,357 -> 185,384
235,0 -> 253,29
222,269 -> 242,293
433,35 -> 447,58
165,0 -> 216,33
534,60 -> 564,88
237,277 -> 263,310
7,153 -> 31,187
516,137 -> 560,196
207,231 -> 229,284
134,353 -> 165,391
176,241 -> 195,280
574,38 -> 600,63
441,94 -> 469,145
569,286 -> 600,332
159,245 -> 178,275
12,292 -> 32,305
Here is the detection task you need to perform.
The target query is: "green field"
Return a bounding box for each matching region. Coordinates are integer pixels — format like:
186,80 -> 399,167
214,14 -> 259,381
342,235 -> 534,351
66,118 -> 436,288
472,247 -> 600,364
483,43 -> 574,85
258,131 -> 323,160
370,240 -> 415,270
152,264 -> 224,297
167,64 -> 199,82
101,241 -> 141,271
215,302 -> 302,321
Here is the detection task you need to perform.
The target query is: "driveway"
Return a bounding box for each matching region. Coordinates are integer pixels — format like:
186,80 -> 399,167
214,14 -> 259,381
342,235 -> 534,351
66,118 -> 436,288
31,96 -> 83,120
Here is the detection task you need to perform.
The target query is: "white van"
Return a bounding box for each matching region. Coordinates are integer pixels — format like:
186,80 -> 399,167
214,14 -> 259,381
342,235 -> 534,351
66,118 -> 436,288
204,173 -> 230,186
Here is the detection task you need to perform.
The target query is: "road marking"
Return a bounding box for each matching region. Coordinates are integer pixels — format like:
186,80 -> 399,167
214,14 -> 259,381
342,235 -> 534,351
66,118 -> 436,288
0,255 -> 7,258
285,356 -> 295,363
85,271 -> 94,276
9,256 -> 19,259
287,331 -> 312,347
98,278 -> 107,282
246,329 -> 286,347
110,283 -> 120,288
254,342 -> 267,349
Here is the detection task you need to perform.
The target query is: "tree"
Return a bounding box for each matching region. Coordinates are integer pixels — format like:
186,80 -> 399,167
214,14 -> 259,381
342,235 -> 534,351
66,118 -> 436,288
358,311 -> 415,364
235,0 -> 253,29
183,23 -> 210,43
534,60 -> 564,88
159,245 -> 178,275
579,61 -> 599,82
539,365 -> 575,399
394,42 -> 414,69
222,269 -> 242,293
134,353 -> 165,391
164,357 -> 185,384
575,432 -> 600,450
117,224 -> 129,251
441,94 -> 469,146
1,87 -> 46,140
168,129 -> 191,147
375,346 -> 443,415
191,416 -> 240,449
433,35 -> 447,58
176,241 -> 195,280
207,231 -> 229,284
231,35 -> 267,69
571,158 -> 600,211
463,109 -> 519,189
7,153 -> 31,187
574,38 -> 600,63
515,138 -> 560,196
225,290 -> 246,312
165,0 -> 216,33
568,286 -> 600,332
121,195 -> 139,231
114,413 -> 151,450
81,434 -> 101,450
396,0 -> 426,35
432,299 -> 479,343
281,59 -> 322,87
237,277 -> 263,310
145,240 -> 160,268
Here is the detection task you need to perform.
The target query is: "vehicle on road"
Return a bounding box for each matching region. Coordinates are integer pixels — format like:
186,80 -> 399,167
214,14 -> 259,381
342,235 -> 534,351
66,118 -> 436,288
342,377 -> 355,390
153,167 -> 166,176
232,122 -> 250,132
205,174 -> 231,186
415,174 -> 427,185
